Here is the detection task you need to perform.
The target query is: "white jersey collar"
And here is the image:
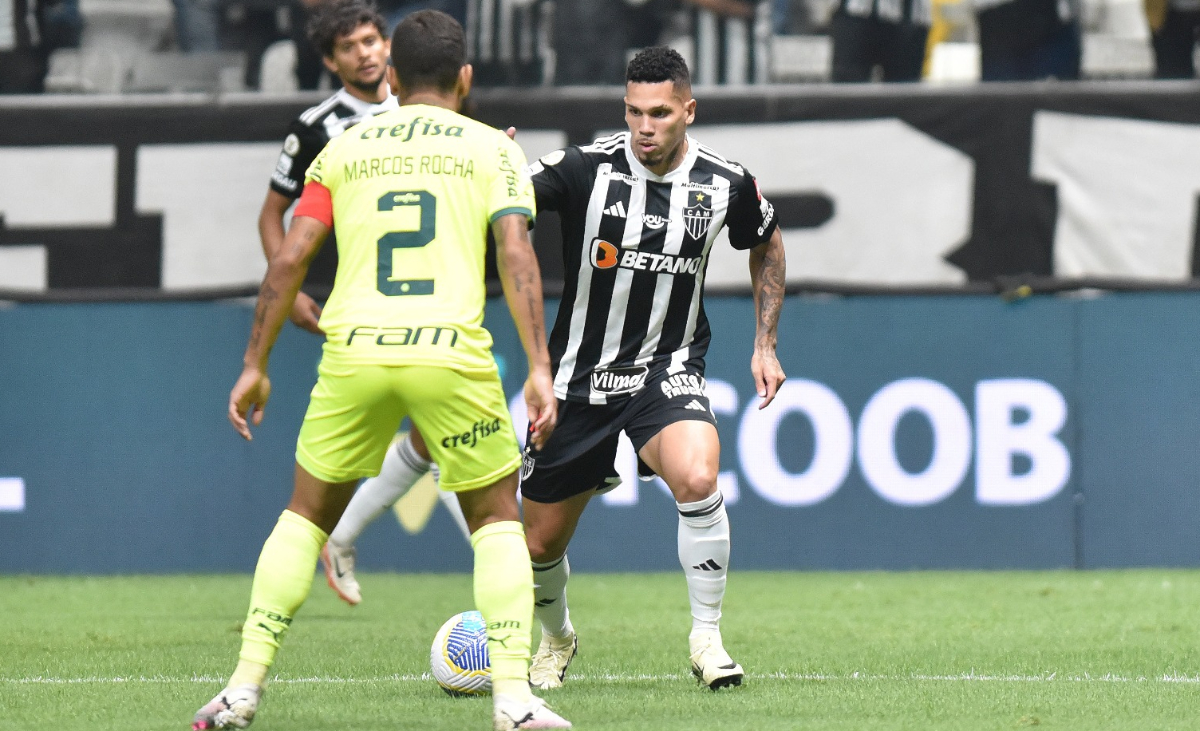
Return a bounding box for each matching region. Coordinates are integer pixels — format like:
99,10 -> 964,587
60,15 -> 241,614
335,86 -> 399,115
623,132 -> 698,184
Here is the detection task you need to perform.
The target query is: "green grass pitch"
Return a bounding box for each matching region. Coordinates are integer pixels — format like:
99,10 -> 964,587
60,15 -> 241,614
3,570 -> 1200,730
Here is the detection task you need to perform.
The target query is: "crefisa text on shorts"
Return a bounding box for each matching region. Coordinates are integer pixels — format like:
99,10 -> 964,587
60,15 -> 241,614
441,418 -> 504,449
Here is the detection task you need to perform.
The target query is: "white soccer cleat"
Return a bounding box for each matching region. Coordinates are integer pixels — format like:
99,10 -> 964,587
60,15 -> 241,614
529,631 -> 578,690
689,631 -> 744,690
320,540 -> 362,606
191,683 -> 262,729
493,694 -> 572,730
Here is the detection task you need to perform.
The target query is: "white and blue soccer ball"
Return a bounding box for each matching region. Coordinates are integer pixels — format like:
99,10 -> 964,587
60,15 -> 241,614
430,611 -> 492,696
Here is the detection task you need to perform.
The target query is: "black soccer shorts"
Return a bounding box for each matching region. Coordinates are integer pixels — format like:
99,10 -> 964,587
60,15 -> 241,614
519,367 -> 717,504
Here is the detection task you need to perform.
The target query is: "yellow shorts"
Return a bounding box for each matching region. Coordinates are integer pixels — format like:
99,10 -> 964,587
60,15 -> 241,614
295,359 -> 521,492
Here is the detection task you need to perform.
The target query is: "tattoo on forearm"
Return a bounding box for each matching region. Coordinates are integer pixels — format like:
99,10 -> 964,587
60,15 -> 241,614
248,282 -> 280,354
756,246 -> 784,347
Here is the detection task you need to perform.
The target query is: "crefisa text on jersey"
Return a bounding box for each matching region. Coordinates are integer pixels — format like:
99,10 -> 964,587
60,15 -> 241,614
358,116 -> 464,142
497,146 -> 520,197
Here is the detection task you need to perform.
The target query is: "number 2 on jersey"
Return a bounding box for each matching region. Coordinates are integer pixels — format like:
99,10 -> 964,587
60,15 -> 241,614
377,190 -> 436,296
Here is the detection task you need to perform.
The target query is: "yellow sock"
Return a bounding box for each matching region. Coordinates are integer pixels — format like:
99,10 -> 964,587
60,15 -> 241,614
229,659 -> 268,688
237,510 -> 328,669
470,520 -> 534,701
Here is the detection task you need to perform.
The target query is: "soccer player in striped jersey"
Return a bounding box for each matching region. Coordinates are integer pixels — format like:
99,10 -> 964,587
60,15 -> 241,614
310,43 -> 785,690
258,0 -> 470,607
192,10 -> 569,730
520,46 -> 787,691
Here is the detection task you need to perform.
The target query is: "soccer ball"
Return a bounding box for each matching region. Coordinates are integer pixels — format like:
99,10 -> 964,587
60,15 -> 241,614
430,611 -> 491,696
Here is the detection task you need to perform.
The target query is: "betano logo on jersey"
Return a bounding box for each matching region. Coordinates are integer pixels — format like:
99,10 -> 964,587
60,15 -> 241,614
590,238 -> 620,269
589,238 -> 702,275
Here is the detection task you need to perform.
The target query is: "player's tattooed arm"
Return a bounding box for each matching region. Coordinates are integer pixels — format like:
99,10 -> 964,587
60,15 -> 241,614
492,212 -> 557,447
259,190 -> 324,335
230,216 -> 328,440
748,227 -> 786,409
244,217 -> 327,369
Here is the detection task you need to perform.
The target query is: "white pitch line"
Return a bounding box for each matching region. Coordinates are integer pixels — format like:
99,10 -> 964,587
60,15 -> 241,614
4,672 -> 1200,685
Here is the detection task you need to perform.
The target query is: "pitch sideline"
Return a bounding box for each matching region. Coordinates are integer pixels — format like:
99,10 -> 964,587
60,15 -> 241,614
5,672 -> 1200,685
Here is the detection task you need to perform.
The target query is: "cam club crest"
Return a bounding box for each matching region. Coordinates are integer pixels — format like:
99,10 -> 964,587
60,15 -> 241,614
684,190 -> 713,240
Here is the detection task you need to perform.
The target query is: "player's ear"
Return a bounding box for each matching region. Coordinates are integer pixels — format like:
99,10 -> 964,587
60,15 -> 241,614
387,65 -> 400,96
322,54 -> 338,75
684,97 -> 697,125
457,64 -> 473,99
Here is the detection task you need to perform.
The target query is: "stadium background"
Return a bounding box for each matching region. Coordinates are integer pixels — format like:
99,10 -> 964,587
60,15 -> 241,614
4,83 -> 1200,574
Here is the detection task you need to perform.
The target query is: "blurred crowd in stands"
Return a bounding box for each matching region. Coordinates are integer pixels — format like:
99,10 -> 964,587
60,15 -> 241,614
0,0 -> 1194,94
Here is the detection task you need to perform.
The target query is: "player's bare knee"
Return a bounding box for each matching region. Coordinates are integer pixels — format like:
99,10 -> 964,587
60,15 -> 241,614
525,534 -> 564,564
523,516 -> 570,562
669,467 -> 718,504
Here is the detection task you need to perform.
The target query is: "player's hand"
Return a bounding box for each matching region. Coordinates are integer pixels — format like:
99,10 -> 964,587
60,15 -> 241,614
524,368 -> 557,449
751,347 -> 785,410
289,291 -> 324,335
505,126 -> 517,141
229,367 -> 271,441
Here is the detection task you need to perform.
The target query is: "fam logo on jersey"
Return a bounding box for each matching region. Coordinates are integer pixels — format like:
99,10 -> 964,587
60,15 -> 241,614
346,325 -> 460,347
684,190 -> 713,240
591,365 -> 649,396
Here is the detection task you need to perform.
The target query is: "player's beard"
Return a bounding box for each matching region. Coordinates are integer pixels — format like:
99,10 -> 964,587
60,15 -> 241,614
346,70 -> 387,95
636,136 -> 684,171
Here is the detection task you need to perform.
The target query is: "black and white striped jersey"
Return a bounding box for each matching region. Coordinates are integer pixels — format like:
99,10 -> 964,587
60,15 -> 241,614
269,88 -> 398,198
269,88 -> 397,287
528,131 -> 778,404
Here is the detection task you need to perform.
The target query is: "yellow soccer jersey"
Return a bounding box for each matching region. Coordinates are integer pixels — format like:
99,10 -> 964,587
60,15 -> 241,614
304,103 -> 535,371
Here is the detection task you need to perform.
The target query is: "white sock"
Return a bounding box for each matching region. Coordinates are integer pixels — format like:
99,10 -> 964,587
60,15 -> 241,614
677,492 -> 729,636
532,554 -> 573,639
329,435 -> 430,546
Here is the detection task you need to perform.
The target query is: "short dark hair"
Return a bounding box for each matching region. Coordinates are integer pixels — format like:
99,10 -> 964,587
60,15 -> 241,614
626,46 -> 691,93
391,10 -> 466,93
306,0 -> 387,58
